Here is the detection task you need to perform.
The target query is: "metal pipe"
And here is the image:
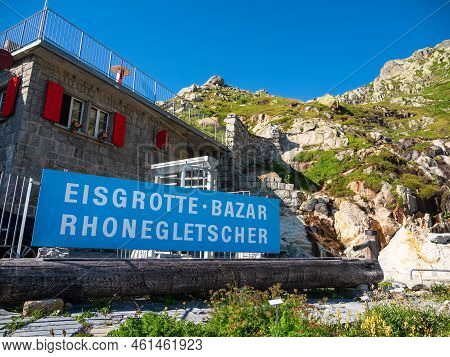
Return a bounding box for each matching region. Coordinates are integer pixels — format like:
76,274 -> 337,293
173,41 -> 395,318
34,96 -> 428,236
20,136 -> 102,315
410,269 -> 450,281
16,178 -> 33,258
78,31 -> 84,58
0,174 -> 12,244
10,177 -> 26,253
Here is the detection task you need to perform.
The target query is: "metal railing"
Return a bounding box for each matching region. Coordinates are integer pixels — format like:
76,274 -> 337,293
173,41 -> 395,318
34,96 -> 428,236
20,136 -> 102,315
0,9 -> 224,142
0,171 -> 38,258
410,269 -> 450,281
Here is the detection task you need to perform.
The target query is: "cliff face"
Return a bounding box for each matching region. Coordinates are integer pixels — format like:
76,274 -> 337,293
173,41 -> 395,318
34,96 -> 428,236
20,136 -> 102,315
175,40 -> 450,287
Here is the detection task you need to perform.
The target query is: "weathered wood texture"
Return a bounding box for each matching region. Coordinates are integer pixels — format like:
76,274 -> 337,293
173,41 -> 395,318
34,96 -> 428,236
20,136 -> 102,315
0,258 -> 383,303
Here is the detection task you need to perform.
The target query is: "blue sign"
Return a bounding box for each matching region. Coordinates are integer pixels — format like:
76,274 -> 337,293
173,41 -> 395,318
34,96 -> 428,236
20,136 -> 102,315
32,169 -> 280,253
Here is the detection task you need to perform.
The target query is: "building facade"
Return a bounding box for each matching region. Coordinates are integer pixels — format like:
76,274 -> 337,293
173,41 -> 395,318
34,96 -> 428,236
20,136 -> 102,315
0,50 -> 231,194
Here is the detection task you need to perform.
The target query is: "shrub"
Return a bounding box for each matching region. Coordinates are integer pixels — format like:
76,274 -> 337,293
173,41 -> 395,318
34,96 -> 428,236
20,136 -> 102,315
338,303 -> 450,337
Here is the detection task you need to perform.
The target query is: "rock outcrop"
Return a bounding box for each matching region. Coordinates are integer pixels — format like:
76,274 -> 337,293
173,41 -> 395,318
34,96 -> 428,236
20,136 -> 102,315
379,226 -> 450,289
171,40 -> 449,268
338,39 -> 450,105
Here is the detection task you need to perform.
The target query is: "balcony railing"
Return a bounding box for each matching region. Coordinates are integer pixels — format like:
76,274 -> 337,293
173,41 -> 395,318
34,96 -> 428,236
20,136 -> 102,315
0,9 -> 225,143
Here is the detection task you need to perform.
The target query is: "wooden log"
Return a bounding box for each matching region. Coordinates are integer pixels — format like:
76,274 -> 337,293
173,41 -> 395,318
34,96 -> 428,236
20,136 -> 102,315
0,258 -> 383,303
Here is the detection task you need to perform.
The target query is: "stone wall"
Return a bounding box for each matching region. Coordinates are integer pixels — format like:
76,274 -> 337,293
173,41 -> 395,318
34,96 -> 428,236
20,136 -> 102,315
0,57 -> 33,173
225,113 -> 283,191
0,51 -> 230,191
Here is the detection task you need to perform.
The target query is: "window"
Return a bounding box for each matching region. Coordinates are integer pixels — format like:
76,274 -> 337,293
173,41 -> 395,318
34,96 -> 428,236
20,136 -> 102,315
60,93 -> 84,128
0,87 -> 6,116
88,106 -> 109,138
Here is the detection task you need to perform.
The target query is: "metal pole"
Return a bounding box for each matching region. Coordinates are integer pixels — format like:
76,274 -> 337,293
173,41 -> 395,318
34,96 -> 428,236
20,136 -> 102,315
19,21 -> 26,46
0,173 -> 12,240
38,5 -> 48,40
180,165 -> 187,187
78,31 -> 84,58
10,177 -> 26,253
107,51 -> 112,78
275,306 -> 279,337
132,67 -> 136,91
16,178 -> 33,258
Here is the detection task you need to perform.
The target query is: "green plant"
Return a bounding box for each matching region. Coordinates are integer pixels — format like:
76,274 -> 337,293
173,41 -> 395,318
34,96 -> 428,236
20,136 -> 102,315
108,286 -> 450,337
74,311 -> 95,330
337,303 -> 450,337
429,284 -> 450,302
397,173 -> 441,199
295,149 -> 359,189
108,310 -> 207,337
3,316 -> 28,334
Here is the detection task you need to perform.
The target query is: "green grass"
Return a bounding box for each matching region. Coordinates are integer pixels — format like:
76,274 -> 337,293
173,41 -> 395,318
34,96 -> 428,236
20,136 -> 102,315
397,173 -> 441,199
294,149 -> 359,189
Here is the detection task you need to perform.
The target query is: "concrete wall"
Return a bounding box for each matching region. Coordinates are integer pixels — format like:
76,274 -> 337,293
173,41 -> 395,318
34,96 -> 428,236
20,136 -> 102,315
0,48 -> 231,190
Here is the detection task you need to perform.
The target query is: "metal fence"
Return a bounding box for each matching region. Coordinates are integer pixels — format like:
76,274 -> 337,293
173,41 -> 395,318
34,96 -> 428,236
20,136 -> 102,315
0,171 -> 38,258
0,8 -> 223,142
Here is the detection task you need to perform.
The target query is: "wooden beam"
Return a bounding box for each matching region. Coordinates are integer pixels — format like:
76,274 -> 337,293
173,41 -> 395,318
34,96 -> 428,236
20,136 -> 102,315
0,258 -> 383,303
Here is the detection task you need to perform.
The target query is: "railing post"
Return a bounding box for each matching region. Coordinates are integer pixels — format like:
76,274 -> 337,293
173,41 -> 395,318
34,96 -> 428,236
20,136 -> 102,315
132,67 -> 136,91
19,21 -> 26,46
38,9 -> 48,40
153,81 -> 157,102
78,31 -> 84,58
107,51 -> 112,77
16,178 -> 33,258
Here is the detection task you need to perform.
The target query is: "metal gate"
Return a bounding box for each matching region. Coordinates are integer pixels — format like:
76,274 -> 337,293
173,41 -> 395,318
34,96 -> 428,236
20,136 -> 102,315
0,171 -> 38,258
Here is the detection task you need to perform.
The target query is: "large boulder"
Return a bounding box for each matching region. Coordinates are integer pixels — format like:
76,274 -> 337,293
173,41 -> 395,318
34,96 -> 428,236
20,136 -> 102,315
282,120 -> 348,153
379,226 -> 450,289
316,94 -> 339,109
334,201 -> 371,248
280,216 -> 313,258
371,207 -> 400,244
202,75 -> 225,88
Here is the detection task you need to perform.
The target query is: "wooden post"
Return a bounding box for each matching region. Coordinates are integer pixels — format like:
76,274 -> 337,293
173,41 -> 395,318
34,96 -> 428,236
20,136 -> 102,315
0,258 -> 383,303
353,230 -> 379,260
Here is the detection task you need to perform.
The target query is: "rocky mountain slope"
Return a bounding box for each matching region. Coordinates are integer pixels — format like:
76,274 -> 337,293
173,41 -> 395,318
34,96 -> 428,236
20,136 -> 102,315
176,40 -> 450,287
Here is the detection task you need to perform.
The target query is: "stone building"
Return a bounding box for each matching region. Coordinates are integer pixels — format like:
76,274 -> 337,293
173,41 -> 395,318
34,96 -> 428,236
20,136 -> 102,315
0,10 -> 231,191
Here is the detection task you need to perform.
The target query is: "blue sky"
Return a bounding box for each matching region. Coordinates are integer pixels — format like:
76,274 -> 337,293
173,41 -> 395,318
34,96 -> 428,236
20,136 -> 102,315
1,0 -> 449,100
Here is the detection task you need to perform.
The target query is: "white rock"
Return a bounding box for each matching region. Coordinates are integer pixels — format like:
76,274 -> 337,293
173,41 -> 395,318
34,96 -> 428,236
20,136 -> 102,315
334,201 -> 371,248
379,227 -> 450,289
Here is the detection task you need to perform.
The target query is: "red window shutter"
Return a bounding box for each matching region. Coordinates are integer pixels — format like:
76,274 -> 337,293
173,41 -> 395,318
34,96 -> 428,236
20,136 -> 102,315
156,130 -> 167,149
112,112 -> 126,147
2,77 -> 20,117
43,81 -> 64,123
